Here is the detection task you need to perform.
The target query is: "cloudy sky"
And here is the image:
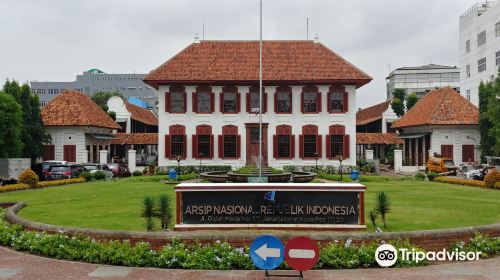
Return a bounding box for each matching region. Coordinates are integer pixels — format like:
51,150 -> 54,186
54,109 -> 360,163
0,0 -> 475,108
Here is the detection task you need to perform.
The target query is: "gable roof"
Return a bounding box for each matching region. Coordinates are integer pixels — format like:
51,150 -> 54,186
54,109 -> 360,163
144,40 -> 371,88
357,133 -> 403,145
124,102 -> 158,126
111,133 -> 158,145
41,89 -> 121,129
356,100 -> 391,125
392,87 -> 479,129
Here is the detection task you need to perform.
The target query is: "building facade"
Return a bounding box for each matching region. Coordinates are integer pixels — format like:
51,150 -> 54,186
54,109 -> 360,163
386,64 -> 460,100
144,40 -> 372,169
459,1 -> 500,106
31,69 -> 158,111
392,87 -> 480,170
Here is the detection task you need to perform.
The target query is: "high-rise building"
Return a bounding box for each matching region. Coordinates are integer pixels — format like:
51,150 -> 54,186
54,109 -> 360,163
385,64 -> 460,100
459,1 -> 500,106
30,69 -> 158,111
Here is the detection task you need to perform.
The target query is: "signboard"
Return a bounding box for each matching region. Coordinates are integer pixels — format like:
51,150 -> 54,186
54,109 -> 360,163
250,235 -> 284,270
175,183 -> 366,230
248,176 -> 268,183
284,236 -> 319,271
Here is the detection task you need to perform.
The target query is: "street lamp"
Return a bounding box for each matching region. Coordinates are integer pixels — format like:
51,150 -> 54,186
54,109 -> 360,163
339,156 -> 344,181
198,153 -> 203,177
314,152 -> 319,174
176,155 -> 181,181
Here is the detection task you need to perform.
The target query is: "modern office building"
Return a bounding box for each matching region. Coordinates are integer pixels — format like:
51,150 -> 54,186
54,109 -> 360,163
459,1 -> 500,106
385,64 -> 460,100
31,69 -> 158,111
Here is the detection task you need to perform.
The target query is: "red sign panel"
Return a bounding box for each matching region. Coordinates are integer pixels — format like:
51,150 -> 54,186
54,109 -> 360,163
285,236 -> 319,271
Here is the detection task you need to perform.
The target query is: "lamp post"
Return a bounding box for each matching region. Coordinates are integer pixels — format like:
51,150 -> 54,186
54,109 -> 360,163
339,156 -> 344,181
176,156 -> 181,181
198,153 -> 203,177
314,152 -> 319,174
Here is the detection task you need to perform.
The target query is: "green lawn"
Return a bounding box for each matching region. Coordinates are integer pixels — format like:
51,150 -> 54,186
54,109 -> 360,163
0,180 -> 499,232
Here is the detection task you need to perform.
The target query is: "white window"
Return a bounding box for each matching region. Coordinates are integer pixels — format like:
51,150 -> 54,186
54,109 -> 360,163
496,51 -> 500,66
496,22 -> 500,37
466,65 -> 470,78
478,57 -> 486,72
466,40 -> 470,53
466,89 -> 471,101
477,31 -> 486,46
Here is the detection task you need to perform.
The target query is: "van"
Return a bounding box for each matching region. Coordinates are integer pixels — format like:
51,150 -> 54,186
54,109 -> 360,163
427,156 -> 458,175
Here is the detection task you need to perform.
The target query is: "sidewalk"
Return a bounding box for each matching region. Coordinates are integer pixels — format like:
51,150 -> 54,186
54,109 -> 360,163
0,246 -> 499,279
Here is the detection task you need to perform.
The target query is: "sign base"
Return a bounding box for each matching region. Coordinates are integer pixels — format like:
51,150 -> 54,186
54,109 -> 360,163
265,270 -> 303,279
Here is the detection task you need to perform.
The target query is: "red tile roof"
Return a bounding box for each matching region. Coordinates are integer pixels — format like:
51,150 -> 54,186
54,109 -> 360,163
357,133 -> 403,145
111,133 -> 158,145
144,40 -> 371,88
356,100 -> 391,125
42,90 -> 121,129
392,87 -> 479,128
124,102 -> 158,126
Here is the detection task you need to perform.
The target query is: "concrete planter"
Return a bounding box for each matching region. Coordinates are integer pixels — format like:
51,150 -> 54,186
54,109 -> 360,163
200,171 -> 228,183
227,172 -> 292,183
291,171 -> 317,183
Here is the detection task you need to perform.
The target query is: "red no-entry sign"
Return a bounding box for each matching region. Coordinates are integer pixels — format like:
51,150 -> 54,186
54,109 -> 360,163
285,236 -> 319,271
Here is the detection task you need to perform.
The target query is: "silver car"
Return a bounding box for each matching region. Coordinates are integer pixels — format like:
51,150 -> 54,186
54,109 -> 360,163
82,163 -> 113,180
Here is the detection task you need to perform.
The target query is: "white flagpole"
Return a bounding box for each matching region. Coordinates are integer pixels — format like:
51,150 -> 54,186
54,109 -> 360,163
258,0 -> 263,177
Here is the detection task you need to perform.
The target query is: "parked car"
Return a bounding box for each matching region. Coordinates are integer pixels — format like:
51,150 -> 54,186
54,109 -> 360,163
46,164 -> 85,180
82,163 -> 113,180
41,160 -> 68,180
106,162 -> 128,177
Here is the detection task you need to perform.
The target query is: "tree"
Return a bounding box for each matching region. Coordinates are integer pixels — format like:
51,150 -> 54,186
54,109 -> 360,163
486,68 -> 500,155
0,92 -> 23,157
479,81 -> 497,160
406,93 -> 418,111
391,98 -> 405,117
375,191 -> 390,228
3,80 -> 50,162
91,91 -> 124,112
392,88 -> 406,102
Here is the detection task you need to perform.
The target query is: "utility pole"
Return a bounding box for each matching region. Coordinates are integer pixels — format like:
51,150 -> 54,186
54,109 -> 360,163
306,17 -> 309,40
259,0 -> 263,177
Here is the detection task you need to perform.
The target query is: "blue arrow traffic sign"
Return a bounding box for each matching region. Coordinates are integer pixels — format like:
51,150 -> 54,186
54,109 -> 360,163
250,235 -> 284,270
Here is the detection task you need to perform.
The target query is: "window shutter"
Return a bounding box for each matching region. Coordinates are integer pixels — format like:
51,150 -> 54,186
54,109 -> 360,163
343,134 -> 350,159
72,146 -> 77,162
209,135 -> 214,159
182,92 -> 187,113
236,92 -> 241,113
300,92 -> 305,113
343,92 -> 348,113
299,135 -> 304,159
317,135 -> 322,158
192,135 -> 198,159
164,135 -> 171,159
273,135 -> 277,159
291,135 -> 295,159
236,135 -> 241,158
317,92 -> 322,113
192,92 -> 197,113
274,92 -> 278,113
218,135 -> 224,158
165,92 -> 170,113
182,135 -> 187,159
326,135 -> 331,159
246,92 -> 251,113
264,93 -> 268,113
219,92 -> 224,113
210,92 -> 215,113
327,91 -> 332,113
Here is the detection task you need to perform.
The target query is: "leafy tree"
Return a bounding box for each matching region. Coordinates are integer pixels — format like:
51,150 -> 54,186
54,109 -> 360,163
479,81 -> 497,160
0,92 -> 23,157
390,98 -> 405,117
486,69 -> 500,155
2,80 -> 50,162
392,88 -> 406,102
91,91 -> 124,112
406,93 -> 418,111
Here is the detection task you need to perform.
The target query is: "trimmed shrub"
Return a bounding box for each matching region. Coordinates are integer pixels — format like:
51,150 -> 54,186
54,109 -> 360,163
484,170 -> 500,188
0,183 -> 30,193
118,171 -> 132,178
495,182 -> 500,189
434,176 -> 486,188
80,171 -> 93,181
35,178 -> 86,188
93,171 -> 106,180
18,169 -> 39,188
427,171 -> 438,181
132,171 -> 143,177
414,172 -> 426,181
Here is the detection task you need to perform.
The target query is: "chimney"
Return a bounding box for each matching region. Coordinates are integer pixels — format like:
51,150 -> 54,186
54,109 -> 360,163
194,33 -> 200,43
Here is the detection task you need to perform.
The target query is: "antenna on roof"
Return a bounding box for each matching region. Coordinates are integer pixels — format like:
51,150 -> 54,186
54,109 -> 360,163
313,33 -> 319,43
202,17 -> 205,40
306,17 -> 309,40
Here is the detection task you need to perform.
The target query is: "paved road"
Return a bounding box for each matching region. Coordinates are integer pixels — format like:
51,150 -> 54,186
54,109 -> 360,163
1,246 -> 499,280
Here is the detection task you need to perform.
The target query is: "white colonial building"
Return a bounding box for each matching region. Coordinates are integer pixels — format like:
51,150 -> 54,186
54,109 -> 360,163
459,1 -> 500,105
144,40 -> 372,168
392,87 -> 480,169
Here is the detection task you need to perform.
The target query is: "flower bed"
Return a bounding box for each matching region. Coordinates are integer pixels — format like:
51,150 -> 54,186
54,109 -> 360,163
0,178 -> 85,193
435,177 -> 487,188
0,184 -> 30,193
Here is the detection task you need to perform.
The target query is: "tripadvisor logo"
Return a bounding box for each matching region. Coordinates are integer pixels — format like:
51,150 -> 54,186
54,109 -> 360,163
375,244 -> 481,267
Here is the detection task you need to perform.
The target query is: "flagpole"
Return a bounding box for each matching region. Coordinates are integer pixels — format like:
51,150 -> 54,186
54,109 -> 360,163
258,0 -> 263,177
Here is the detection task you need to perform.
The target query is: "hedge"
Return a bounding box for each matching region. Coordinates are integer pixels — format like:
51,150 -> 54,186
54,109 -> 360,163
435,177 -> 486,188
0,183 -> 30,193
0,178 -> 86,194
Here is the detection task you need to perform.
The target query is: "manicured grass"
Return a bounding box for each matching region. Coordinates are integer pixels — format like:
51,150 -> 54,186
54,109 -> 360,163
0,180 -> 499,232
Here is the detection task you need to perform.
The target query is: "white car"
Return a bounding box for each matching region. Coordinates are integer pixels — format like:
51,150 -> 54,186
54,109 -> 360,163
82,163 -> 113,180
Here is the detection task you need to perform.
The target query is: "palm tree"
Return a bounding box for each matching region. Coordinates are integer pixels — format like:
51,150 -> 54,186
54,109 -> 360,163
376,192 -> 390,228
157,194 -> 172,229
369,210 -> 378,228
